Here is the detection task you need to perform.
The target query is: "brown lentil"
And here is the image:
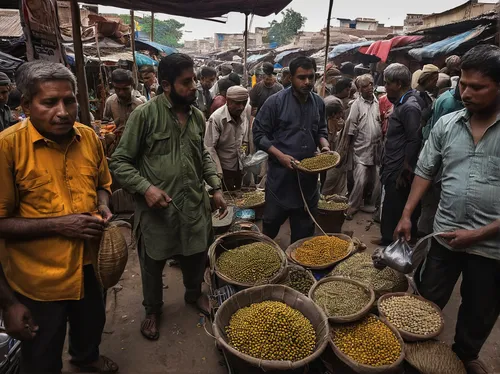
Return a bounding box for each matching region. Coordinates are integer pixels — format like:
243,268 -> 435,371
285,268 -> 315,295
330,253 -> 408,296
318,200 -> 350,211
225,301 -> 316,361
299,153 -> 340,171
295,236 -> 350,266
313,280 -> 371,317
332,316 -> 401,367
405,341 -> 466,374
237,190 -> 265,208
217,242 -> 281,284
379,295 -> 442,335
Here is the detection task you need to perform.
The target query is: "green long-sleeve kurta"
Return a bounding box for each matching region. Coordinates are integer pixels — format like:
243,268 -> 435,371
110,94 -> 222,260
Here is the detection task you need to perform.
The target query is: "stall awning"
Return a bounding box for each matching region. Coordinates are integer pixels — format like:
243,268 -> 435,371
135,39 -> 177,55
328,41 -> 373,59
408,26 -> 488,61
359,36 -> 424,63
275,48 -> 301,63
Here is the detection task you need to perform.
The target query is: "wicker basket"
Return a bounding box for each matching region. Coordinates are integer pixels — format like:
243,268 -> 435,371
213,285 -> 330,371
285,233 -> 354,270
330,314 -> 405,374
377,292 -> 445,342
293,151 -> 341,174
93,220 -> 130,289
309,276 -> 375,323
278,264 -> 317,296
208,231 -> 287,288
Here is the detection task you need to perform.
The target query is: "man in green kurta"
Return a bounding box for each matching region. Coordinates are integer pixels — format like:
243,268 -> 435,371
110,54 -> 227,340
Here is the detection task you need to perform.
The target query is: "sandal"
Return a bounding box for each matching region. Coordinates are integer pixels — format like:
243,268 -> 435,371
140,314 -> 160,340
71,355 -> 119,373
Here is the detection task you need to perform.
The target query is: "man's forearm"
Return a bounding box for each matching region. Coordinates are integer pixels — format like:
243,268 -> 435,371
267,145 -> 285,159
0,217 -> 60,240
401,176 -> 432,219
97,189 -> 110,209
319,137 -> 330,149
476,220 -> 500,241
0,266 -> 17,309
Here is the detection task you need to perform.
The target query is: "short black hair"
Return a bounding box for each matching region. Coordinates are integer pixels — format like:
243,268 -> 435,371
111,68 -> 134,85
140,65 -> 155,75
289,57 -> 317,76
262,62 -> 275,76
335,77 -> 353,94
201,66 -> 217,78
228,72 -> 241,86
340,62 -> 355,76
281,68 -> 291,77
218,78 -> 236,94
461,45 -> 500,83
158,53 -> 194,86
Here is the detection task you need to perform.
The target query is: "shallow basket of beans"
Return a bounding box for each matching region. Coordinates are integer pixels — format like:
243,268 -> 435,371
278,264 -> 317,296
293,151 -> 341,174
309,276 -> 375,323
212,284 -> 330,371
377,292 -> 445,342
285,233 -> 354,270
330,314 -> 405,374
208,231 -> 288,288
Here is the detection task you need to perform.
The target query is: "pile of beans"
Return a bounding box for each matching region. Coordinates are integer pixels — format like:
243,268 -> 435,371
285,268 -> 315,295
379,295 -> 442,336
295,236 -> 350,266
318,200 -> 350,211
237,191 -> 265,208
330,253 -> 408,296
226,301 -> 316,361
217,242 -> 281,284
405,341 -> 466,374
313,279 -> 371,317
332,316 -> 401,367
299,153 -> 340,171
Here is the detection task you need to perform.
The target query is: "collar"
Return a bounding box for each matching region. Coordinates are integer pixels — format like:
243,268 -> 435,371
360,94 -> 376,104
27,119 -> 81,144
221,104 -> 242,125
396,89 -> 414,106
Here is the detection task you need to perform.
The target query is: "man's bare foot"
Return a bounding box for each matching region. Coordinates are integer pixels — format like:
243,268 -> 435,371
140,314 -> 160,340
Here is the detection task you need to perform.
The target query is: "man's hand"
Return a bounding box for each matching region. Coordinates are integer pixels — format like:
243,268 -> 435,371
277,153 -> 295,171
144,185 -> 172,209
3,302 -> 39,341
440,229 -> 481,249
98,204 -> 113,223
394,216 -> 412,242
396,169 -> 411,190
55,214 -> 106,240
213,190 -> 228,219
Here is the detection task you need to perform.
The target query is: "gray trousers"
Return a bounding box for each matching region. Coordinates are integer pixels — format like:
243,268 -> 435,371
348,162 -> 377,210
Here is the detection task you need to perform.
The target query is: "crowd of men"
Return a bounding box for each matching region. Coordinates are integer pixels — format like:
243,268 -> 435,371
0,44 -> 498,374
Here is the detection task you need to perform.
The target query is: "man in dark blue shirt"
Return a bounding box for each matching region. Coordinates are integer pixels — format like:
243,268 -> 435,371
253,57 -> 330,244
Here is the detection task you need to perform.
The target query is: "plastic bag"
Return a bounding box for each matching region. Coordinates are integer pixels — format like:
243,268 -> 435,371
242,151 -> 268,175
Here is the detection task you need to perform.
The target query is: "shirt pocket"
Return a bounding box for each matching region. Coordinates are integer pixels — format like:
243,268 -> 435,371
147,131 -> 171,155
487,156 -> 500,185
78,166 -> 99,212
17,171 -> 64,215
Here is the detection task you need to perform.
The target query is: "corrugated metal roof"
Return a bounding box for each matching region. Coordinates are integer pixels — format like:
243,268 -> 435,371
0,10 -> 22,38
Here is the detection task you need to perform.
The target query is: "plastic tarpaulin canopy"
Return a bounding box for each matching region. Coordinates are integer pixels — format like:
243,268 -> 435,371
275,48 -> 301,63
0,51 -> 23,76
359,36 -> 424,63
408,26 -> 488,61
135,39 -> 177,55
247,53 -> 271,63
135,52 -> 158,66
328,41 -> 373,59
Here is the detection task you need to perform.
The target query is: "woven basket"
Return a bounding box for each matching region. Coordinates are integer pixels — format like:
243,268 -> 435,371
208,231 -> 287,288
309,276 -> 375,323
293,151 -> 341,174
285,233 -> 354,270
377,292 -> 445,342
213,285 -> 330,371
330,314 -> 405,374
278,264 -> 317,296
93,220 -> 130,289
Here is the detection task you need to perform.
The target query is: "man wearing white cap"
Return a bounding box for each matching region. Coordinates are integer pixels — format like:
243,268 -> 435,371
205,86 -> 250,190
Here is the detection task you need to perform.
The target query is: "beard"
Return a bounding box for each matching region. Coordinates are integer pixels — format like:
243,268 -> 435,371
170,85 -> 196,106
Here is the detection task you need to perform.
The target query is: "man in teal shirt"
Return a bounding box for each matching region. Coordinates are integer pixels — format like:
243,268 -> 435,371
110,54 -> 227,340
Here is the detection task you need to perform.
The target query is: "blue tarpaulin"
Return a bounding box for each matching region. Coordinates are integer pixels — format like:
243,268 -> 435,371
328,41 -> 374,59
247,53 -> 271,63
408,26 -> 488,61
135,52 -> 158,66
135,39 -> 177,55
275,48 -> 301,63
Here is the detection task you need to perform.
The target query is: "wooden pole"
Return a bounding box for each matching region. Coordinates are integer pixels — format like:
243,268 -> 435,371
130,10 -> 138,87
70,0 -> 91,126
243,14 -> 249,88
151,12 -> 155,42
322,0 -> 334,97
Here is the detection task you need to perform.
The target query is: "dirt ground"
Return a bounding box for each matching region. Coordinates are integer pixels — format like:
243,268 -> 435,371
64,212 -> 500,373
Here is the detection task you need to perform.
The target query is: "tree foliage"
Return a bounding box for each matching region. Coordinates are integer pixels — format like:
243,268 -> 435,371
119,15 -> 184,47
267,9 -> 307,46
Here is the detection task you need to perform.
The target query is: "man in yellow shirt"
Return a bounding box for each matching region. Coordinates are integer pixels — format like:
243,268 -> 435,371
0,61 -> 118,373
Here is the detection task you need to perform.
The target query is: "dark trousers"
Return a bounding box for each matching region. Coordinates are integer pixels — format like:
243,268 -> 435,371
222,169 -> 242,191
263,193 -> 316,244
380,179 -> 420,245
18,265 -> 105,374
138,239 -> 206,315
416,240 -> 500,361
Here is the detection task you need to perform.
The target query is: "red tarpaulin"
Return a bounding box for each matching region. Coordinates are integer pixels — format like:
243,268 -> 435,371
359,36 -> 424,62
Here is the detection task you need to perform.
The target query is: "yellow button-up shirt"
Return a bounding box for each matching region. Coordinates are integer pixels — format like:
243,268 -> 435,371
0,120 -> 112,301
